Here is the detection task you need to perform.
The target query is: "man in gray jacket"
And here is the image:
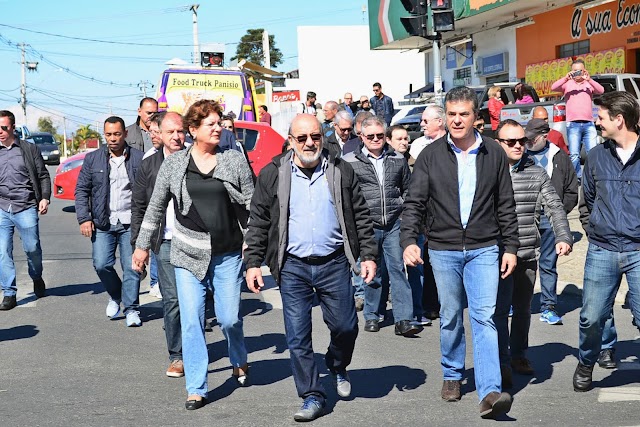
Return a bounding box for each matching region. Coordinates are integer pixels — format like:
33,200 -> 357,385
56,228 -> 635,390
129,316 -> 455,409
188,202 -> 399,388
125,97 -> 158,153
493,119 -> 573,387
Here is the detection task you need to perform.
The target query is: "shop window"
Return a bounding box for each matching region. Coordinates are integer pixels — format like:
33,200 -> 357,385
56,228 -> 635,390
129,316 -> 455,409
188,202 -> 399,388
453,67 -> 472,86
558,40 -> 590,58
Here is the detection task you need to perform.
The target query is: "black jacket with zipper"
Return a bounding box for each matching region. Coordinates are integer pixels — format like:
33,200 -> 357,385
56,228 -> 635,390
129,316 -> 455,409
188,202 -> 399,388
342,145 -> 410,228
400,134 -> 519,255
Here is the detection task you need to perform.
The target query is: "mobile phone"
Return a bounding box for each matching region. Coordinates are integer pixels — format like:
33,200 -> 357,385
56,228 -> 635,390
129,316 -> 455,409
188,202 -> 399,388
571,70 -> 583,78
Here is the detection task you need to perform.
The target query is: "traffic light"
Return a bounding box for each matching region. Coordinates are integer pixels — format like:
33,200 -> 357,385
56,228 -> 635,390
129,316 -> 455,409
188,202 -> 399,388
400,0 -> 428,38
201,52 -> 224,67
431,0 -> 455,32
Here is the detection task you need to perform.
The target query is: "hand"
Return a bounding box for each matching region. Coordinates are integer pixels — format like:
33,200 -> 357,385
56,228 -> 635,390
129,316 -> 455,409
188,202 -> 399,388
360,260 -> 377,284
565,71 -> 574,80
131,248 -> 149,273
500,253 -> 517,279
403,244 -> 423,267
38,199 -> 49,215
246,267 -> 264,294
556,242 -> 572,256
79,221 -> 94,238
582,70 -> 590,81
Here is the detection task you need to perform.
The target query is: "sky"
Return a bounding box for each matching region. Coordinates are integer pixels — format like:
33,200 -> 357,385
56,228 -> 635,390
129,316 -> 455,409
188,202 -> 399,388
0,0 -> 367,133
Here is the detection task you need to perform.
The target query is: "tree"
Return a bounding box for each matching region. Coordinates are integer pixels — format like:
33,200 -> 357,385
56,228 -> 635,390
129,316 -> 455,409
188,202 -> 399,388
231,28 -> 283,68
38,116 -> 57,134
72,124 -> 102,152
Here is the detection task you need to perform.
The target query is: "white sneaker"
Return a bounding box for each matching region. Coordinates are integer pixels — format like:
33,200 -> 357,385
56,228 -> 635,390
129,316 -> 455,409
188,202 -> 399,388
149,285 -> 163,299
125,310 -> 142,327
106,299 -> 121,318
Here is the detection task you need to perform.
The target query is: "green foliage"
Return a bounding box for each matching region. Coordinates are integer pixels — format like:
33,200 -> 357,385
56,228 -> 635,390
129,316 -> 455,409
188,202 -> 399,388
231,28 -> 283,68
37,116 -> 57,134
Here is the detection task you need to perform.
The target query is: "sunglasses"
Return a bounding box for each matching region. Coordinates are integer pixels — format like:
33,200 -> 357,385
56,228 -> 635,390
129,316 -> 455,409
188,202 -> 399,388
363,133 -> 385,141
498,137 -> 528,147
0,125 -> 10,132
337,125 -> 353,133
474,123 -> 484,130
292,133 -> 322,143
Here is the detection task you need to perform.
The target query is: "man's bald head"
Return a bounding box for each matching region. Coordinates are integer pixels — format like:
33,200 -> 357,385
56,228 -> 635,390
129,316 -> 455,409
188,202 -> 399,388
532,106 -> 549,121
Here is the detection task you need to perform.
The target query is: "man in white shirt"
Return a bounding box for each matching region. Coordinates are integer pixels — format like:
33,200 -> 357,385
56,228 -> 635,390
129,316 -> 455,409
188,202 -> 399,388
409,105 -> 446,160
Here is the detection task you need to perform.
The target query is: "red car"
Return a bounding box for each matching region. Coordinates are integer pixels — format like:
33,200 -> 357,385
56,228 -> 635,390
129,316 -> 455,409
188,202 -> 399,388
53,151 -> 91,200
52,122 -> 284,201
235,120 -> 285,175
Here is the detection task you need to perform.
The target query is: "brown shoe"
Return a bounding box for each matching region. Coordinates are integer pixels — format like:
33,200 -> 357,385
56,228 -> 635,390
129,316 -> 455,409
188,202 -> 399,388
355,297 -> 364,312
166,360 -> 184,378
441,380 -> 461,401
479,391 -> 512,419
511,357 -> 534,375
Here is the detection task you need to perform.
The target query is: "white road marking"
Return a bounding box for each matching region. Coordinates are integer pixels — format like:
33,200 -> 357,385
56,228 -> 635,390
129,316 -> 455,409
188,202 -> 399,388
598,387 -> 640,402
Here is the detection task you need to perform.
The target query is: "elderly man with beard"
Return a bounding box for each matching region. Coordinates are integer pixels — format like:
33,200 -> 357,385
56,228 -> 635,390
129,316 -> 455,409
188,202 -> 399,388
244,114 -> 377,422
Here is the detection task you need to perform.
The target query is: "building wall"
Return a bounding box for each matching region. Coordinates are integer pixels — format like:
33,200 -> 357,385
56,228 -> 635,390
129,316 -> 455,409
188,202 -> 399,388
295,26 -> 427,106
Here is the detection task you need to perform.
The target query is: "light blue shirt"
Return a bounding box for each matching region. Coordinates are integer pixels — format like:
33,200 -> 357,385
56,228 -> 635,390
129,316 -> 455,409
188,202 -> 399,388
361,145 -> 386,184
447,131 -> 483,229
287,158 -> 343,257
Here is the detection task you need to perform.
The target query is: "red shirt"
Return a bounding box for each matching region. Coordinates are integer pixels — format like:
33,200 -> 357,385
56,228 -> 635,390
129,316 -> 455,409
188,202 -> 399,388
260,111 -> 272,125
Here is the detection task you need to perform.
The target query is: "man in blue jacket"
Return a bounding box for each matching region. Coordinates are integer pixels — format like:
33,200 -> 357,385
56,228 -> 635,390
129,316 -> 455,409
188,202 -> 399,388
574,91 -> 640,392
370,82 -> 394,126
75,116 -> 144,327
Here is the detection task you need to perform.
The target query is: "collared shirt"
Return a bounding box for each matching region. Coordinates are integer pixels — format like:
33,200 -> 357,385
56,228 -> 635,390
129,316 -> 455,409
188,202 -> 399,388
409,135 -> 433,160
141,128 -> 153,152
0,141 -> 36,213
447,131 -> 482,229
143,146 -> 158,160
287,157 -> 343,257
361,145 -> 386,184
108,155 -> 132,225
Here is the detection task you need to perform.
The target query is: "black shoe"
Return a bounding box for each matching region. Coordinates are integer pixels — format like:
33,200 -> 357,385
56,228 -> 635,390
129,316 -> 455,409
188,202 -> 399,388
500,363 -> 513,389
185,397 -> 206,410
0,295 -> 17,311
33,278 -> 46,298
364,319 -> 379,332
425,310 -> 440,320
394,320 -> 422,336
573,362 -> 594,392
597,349 -> 617,369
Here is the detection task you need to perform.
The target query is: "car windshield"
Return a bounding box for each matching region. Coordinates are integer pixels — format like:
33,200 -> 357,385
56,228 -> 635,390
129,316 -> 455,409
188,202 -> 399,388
31,135 -> 55,144
592,77 -> 617,93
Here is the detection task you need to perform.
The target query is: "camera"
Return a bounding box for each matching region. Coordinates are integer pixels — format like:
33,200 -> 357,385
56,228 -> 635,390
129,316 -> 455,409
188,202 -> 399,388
571,70 -> 583,78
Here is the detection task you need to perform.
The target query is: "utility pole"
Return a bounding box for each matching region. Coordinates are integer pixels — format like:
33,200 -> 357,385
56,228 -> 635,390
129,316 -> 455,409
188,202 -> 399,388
62,117 -> 68,159
191,4 -> 200,65
262,30 -> 272,109
19,43 -> 27,123
429,11 -> 444,107
138,80 -> 153,98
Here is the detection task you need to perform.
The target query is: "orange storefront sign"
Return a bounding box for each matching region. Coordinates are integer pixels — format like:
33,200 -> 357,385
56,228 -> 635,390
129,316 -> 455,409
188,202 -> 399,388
525,47 -> 626,97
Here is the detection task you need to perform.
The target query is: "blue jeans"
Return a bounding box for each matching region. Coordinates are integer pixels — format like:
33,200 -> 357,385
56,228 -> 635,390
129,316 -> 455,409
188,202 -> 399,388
91,221 -> 140,312
0,206 -> 43,297
428,245 -> 502,402
538,214 -> 559,311
174,251 -> 246,398
364,220 -> 414,323
279,251 -> 357,404
150,251 -> 158,287
579,243 -> 640,365
567,121 -> 598,179
352,259 -> 365,300
155,241 -> 181,361
495,259 -> 537,363
407,234 -> 426,318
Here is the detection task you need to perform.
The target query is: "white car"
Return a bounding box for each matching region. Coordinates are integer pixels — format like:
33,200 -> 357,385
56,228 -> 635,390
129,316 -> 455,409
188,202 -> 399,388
391,104 -> 431,126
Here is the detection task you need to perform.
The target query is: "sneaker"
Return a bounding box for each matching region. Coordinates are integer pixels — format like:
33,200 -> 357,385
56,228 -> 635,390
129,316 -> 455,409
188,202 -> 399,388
540,308 -> 563,325
411,315 -> 433,327
106,299 -> 121,318
149,285 -> 163,299
125,310 -> 142,327
293,396 -> 325,422
508,306 -> 513,317
332,370 -> 351,398
166,360 -> 185,378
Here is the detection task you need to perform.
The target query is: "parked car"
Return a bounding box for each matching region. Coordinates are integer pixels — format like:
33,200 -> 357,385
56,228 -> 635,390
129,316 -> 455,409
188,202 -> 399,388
26,132 -> 61,165
14,124 -> 30,140
391,104 -> 430,126
53,151 -> 91,200
235,120 -> 285,175
53,121 -> 283,201
394,113 -> 424,142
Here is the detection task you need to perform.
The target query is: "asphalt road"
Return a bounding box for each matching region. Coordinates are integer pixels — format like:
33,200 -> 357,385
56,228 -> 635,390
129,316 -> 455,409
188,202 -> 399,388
0,166 -> 639,426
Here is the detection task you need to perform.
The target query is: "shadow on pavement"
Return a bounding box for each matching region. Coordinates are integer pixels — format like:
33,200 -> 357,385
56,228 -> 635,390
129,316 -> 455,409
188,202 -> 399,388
61,205 -> 76,213
0,324 -> 39,342
531,285 -> 582,316
594,339 -> 640,388
44,281 -> 104,297
207,332 -> 289,366
510,342 -> 576,396
346,364 -> 427,398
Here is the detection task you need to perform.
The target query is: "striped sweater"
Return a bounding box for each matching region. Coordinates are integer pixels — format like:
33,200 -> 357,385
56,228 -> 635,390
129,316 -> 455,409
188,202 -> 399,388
136,146 -> 254,280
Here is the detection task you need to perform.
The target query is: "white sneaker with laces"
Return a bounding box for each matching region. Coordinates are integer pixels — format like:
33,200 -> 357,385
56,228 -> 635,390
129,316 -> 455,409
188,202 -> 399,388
106,299 -> 121,318
149,285 -> 163,299
125,310 -> 142,327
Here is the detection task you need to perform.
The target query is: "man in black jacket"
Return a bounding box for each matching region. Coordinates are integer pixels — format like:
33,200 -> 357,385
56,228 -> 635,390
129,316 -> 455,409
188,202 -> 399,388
131,111 -> 185,377
0,110 -> 51,310
401,86 -> 519,419
244,114 -> 377,422
75,116 -> 144,327
342,116 -> 419,336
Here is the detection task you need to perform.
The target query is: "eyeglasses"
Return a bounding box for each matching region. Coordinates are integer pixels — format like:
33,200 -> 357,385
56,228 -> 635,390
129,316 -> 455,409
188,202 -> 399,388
363,133 -> 385,141
498,137 -> 528,147
421,117 -> 440,124
291,133 -> 322,143
0,125 -> 10,132
474,123 -> 484,130
337,125 -> 353,133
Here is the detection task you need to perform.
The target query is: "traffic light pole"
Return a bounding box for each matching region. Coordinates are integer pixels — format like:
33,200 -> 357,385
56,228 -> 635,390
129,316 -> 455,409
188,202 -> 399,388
428,9 -> 444,107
